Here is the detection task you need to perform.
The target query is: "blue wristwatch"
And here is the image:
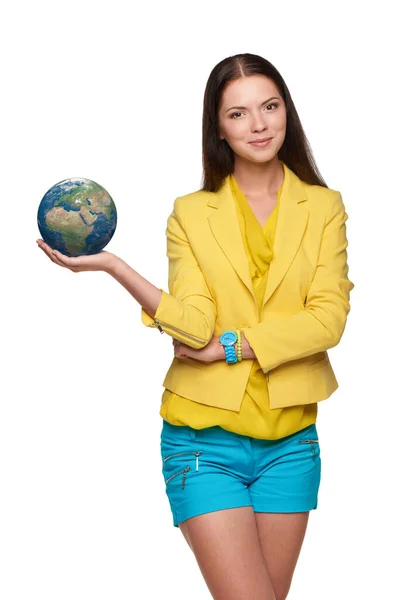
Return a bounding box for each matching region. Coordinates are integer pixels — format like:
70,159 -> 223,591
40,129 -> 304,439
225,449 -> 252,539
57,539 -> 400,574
219,330 -> 238,364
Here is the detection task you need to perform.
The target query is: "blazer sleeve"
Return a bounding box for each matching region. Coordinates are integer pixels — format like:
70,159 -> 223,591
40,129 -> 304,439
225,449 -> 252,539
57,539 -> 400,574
141,198 -> 217,349
241,191 -> 355,372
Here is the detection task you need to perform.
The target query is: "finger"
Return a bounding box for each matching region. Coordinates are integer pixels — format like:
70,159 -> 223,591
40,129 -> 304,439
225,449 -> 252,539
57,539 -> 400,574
37,240 -> 60,260
38,241 -> 64,266
51,253 -> 68,268
37,241 -> 77,270
36,239 -> 51,253
52,250 -> 82,269
52,250 -> 82,273
37,239 -> 51,256
176,346 -> 191,358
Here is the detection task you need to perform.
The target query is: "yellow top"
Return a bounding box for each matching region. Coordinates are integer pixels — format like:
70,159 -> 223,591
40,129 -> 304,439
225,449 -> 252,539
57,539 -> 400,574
158,173 -> 317,440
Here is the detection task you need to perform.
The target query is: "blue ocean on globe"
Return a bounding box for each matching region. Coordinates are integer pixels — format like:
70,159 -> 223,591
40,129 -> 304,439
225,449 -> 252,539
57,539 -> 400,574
37,178 -> 117,257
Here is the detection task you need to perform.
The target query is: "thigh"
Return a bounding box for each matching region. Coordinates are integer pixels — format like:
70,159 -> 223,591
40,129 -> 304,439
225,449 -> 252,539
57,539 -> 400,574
249,424 -> 321,599
180,506 -> 277,600
255,512 -> 309,600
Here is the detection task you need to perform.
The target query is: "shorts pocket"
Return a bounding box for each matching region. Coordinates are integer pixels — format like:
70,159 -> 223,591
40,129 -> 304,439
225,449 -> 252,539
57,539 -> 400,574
165,466 -> 191,488
163,451 -> 203,470
299,438 -> 320,459
162,451 -> 203,489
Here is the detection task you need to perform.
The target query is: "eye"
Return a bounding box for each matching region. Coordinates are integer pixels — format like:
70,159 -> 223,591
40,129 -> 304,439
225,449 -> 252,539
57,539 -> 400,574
230,111 -> 242,119
264,103 -> 278,110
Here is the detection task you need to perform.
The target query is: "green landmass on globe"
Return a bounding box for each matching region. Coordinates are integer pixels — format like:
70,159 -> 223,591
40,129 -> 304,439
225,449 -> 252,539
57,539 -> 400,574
37,178 -> 117,257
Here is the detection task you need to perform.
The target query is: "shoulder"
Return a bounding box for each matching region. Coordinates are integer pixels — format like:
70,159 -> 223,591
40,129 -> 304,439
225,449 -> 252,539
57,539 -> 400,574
302,181 -> 344,217
284,162 -> 343,211
303,180 -> 341,201
170,188 -> 216,224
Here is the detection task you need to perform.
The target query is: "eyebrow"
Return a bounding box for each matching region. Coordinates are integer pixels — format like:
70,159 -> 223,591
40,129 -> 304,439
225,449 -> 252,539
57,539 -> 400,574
225,97 -> 280,113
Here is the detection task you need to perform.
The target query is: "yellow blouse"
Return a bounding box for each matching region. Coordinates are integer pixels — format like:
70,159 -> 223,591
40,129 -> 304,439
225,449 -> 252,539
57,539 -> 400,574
158,174 -> 317,440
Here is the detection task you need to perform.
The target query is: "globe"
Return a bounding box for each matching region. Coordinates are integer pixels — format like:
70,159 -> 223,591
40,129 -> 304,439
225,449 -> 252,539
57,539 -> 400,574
37,177 -> 117,257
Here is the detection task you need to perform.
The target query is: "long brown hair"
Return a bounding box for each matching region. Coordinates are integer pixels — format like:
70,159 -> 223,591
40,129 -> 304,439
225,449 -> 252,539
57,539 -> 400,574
202,53 -> 327,192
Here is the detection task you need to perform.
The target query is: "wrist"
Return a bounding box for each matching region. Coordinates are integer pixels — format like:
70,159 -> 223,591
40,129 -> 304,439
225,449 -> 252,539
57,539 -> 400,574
235,330 -> 242,362
219,330 -> 240,364
104,253 -> 122,276
216,343 -> 226,361
240,332 -> 255,359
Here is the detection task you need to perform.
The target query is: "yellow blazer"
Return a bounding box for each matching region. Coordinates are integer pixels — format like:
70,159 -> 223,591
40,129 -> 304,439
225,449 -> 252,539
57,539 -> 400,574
142,162 -> 355,411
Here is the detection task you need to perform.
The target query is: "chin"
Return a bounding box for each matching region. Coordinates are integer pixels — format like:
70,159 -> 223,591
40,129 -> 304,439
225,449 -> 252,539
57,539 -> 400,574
244,150 -> 274,164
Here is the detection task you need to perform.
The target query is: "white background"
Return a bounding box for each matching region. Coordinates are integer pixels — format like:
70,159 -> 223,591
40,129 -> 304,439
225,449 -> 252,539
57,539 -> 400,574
1,1 -> 398,598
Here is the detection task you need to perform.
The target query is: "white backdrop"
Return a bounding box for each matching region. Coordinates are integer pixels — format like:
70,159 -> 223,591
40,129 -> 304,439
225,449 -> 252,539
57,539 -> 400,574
1,1 -> 398,598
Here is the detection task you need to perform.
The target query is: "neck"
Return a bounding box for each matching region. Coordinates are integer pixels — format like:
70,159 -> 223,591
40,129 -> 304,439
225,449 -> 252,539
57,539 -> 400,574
233,156 -> 284,196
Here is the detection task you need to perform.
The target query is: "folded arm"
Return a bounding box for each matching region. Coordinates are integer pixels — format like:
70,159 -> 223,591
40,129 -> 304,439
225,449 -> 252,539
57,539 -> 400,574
241,191 -> 355,372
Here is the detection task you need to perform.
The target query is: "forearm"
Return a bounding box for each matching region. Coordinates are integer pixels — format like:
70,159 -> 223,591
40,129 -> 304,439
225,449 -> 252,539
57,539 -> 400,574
106,255 -> 162,318
240,306 -> 348,373
107,250 -> 217,349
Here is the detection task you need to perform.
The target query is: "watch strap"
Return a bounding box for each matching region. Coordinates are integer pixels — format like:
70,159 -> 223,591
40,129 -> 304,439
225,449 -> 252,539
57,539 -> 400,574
224,344 -> 238,364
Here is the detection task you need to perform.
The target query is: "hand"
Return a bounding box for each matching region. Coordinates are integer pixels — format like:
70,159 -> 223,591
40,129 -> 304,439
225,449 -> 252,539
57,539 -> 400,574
36,239 -> 115,273
172,335 -> 223,364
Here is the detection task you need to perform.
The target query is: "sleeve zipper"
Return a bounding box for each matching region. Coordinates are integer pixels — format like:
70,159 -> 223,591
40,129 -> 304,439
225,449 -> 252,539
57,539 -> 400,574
154,319 -> 164,334
153,318 -> 207,345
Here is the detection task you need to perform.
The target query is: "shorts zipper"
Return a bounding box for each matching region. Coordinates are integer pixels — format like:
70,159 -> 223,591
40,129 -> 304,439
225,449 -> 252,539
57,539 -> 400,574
163,451 -> 202,471
165,466 -> 191,488
299,439 -> 319,457
153,319 -> 206,345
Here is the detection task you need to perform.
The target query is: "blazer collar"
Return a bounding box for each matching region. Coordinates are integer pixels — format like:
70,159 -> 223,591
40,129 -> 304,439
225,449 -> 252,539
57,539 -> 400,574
207,161 -> 309,308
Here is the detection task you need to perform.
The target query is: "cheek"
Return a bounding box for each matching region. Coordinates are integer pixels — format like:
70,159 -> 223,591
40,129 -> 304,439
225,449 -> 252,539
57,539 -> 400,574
224,121 -> 248,145
275,113 -> 287,135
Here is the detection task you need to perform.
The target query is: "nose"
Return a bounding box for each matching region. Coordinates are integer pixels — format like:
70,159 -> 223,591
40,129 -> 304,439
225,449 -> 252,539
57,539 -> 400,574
250,111 -> 267,133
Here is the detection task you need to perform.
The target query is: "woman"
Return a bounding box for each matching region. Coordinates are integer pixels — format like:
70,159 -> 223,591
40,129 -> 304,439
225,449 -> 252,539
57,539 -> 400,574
37,53 -> 354,600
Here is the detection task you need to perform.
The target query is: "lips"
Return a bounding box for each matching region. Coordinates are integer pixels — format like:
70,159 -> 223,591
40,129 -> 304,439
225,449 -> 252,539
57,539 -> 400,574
249,137 -> 273,148
249,138 -> 272,146
249,137 -> 272,143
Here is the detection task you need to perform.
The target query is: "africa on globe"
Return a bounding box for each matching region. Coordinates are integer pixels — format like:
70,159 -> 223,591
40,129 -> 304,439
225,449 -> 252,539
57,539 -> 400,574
37,178 -> 117,257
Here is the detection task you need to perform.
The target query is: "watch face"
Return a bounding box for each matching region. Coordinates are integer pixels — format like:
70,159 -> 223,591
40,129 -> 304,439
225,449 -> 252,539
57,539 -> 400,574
220,330 -> 238,346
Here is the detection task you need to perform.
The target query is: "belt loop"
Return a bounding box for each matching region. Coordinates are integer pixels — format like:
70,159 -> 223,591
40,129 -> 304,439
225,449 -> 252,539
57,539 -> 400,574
189,426 -> 197,442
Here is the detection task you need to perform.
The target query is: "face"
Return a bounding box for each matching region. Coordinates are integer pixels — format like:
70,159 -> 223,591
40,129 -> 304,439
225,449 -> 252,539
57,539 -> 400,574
218,74 -> 287,165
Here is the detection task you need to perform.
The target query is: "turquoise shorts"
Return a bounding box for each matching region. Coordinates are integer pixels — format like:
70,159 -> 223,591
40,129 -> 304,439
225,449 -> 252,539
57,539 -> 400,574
161,420 -> 321,528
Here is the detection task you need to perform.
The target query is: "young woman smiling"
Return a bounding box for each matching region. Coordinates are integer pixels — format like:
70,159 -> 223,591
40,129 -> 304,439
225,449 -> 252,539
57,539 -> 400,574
37,53 -> 354,600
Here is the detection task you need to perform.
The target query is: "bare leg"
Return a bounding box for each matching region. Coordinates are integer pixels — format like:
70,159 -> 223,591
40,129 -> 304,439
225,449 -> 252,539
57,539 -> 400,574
179,506 -> 276,600
255,512 -> 310,600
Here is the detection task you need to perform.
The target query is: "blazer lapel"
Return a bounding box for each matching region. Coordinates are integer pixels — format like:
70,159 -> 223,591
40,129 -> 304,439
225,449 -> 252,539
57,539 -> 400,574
262,162 -> 309,307
207,178 -> 256,302
207,162 -> 309,308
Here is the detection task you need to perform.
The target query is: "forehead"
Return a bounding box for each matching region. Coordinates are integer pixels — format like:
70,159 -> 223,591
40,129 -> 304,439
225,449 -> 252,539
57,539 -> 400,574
220,75 -> 280,107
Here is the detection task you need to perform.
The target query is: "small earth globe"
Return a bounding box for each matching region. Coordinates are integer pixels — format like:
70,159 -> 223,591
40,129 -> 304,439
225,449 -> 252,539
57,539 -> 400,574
37,177 -> 117,256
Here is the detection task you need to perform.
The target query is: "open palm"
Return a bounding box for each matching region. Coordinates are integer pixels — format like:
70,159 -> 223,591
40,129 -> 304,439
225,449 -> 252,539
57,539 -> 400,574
36,239 -> 113,273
